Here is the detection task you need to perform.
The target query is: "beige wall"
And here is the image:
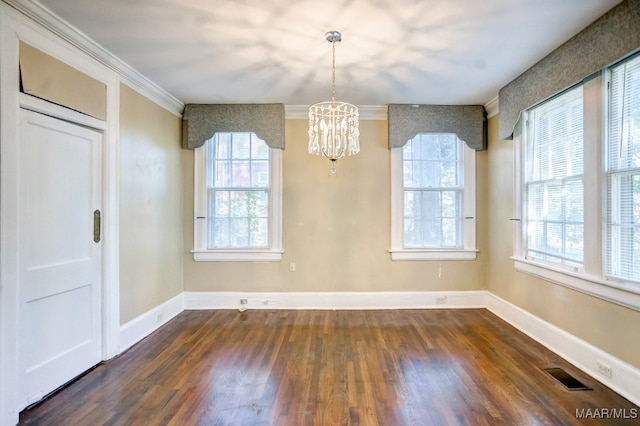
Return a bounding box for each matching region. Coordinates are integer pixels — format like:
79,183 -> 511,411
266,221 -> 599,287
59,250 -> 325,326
485,114 -> 640,369
119,84 -> 183,323
19,42 -> 107,120
183,119 -> 488,293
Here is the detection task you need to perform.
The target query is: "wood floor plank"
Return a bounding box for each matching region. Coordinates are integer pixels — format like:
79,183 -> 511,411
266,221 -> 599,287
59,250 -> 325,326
20,309 -> 638,425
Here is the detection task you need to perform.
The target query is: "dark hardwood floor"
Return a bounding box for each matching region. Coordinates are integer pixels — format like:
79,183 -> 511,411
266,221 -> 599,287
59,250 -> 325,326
20,309 -> 638,425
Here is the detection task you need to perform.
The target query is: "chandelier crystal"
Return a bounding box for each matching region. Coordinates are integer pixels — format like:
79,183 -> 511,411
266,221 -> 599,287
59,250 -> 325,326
308,31 -> 360,163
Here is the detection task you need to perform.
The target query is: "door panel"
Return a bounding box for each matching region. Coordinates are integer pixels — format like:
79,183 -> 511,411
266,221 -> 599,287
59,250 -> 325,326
18,109 -> 103,405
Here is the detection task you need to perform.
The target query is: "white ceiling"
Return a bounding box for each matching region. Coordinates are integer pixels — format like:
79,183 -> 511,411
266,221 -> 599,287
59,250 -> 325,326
26,0 -> 622,107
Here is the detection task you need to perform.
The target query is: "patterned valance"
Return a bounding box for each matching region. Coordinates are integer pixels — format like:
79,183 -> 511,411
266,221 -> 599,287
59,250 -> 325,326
388,104 -> 487,151
499,0 -> 640,140
182,104 -> 285,149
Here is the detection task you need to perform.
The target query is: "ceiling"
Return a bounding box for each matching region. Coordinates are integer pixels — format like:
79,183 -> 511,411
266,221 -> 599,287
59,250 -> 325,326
22,0 -> 622,107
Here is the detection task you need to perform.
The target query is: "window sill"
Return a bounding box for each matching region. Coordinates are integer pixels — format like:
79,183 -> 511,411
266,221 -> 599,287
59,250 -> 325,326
390,249 -> 478,261
512,257 -> 640,311
192,250 -> 283,262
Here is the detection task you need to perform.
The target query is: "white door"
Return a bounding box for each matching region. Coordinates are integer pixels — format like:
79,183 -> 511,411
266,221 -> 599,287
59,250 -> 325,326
18,108 -> 103,405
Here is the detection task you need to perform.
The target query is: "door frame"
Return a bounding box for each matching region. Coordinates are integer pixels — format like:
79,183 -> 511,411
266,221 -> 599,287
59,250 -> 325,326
0,6 -> 120,424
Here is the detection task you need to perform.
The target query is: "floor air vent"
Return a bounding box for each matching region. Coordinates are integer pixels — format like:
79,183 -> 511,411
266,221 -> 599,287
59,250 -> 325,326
543,367 -> 592,391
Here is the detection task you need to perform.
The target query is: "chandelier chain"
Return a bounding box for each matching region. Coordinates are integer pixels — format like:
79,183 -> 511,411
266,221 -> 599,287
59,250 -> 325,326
331,39 -> 336,101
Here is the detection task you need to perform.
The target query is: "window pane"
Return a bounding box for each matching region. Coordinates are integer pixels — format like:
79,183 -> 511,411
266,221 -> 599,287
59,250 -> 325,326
204,133 -> 272,249
249,190 -> 269,217
229,191 -> 248,217
232,133 -> 251,159
229,218 -> 249,247
213,190 -> 229,217
524,85 -> 584,266
441,191 -> 458,218
404,191 -> 421,218
566,224 -> 584,261
210,218 -> 229,248
565,179 -> 584,222
251,137 -> 270,159
545,223 -> 563,256
251,160 -> 270,187
422,191 -> 440,219
404,218 -> 419,247
402,133 -> 463,248
213,161 -> 230,187
216,134 -> 231,159
440,161 -> 458,187
231,161 -> 250,187
545,182 -> 562,221
422,218 -> 440,246
422,161 -> 440,187
249,218 -> 268,247
402,161 -> 415,187
441,218 -> 459,247
606,54 -> 640,280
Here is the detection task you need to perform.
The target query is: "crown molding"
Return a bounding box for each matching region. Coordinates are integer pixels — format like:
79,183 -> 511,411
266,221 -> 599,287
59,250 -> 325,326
286,104 -> 388,120
3,0 -> 185,117
485,96 -> 499,118
289,101 -> 500,121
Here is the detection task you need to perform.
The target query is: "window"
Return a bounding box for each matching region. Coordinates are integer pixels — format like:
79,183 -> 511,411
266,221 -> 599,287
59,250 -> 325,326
192,132 -> 282,261
390,133 -> 476,260
523,86 -> 584,268
513,53 -> 640,310
606,54 -> 640,281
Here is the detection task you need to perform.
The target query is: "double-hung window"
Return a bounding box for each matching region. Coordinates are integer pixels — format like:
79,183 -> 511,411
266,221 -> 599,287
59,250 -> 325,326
605,55 -> 640,282
192,132 -> 282,261
514,53 -> 640,309
523,85 -> 584,267
390,133 -> 476,260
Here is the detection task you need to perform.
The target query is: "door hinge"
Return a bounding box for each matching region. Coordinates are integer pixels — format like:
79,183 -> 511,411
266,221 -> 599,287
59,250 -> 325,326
93,209 -> 101,243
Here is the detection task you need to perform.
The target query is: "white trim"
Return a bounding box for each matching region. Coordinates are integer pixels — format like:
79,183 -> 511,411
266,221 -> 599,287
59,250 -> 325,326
192,250 -> 284,262
390,249 -> 478,261
485,96 -> 499,118
0,10 -> 22,425
3,0 -> 184,117
119,294 -> 184,353
285,104 -> 387,120
184,291 -> 487,310
485,292 -> 640,407
513,257 -> 640,312
19,93 -> 107,130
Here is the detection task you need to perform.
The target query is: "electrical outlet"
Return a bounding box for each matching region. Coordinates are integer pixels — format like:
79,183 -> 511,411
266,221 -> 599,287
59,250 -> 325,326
597,360 -> 612,378
240,298 -> 248,305
289,262 -> 296,272
436,296 -> 447,305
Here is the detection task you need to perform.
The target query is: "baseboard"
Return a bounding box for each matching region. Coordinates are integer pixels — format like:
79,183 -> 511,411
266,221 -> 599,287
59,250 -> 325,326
183,290 -> 487,310
485,292 -> 640,407
119,293 -> 184,353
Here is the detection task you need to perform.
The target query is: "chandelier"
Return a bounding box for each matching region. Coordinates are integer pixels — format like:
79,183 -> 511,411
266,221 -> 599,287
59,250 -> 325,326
308,31 -> 360,164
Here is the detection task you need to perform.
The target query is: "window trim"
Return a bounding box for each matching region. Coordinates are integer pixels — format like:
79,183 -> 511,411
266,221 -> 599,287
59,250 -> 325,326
192,135 -> 283,262
390,136 -> 477,261
512,73 -> 640,311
